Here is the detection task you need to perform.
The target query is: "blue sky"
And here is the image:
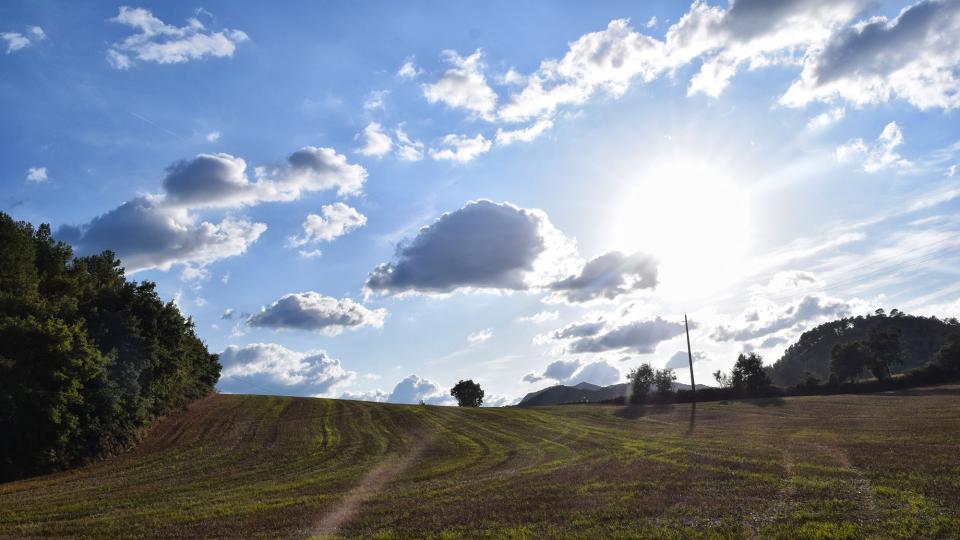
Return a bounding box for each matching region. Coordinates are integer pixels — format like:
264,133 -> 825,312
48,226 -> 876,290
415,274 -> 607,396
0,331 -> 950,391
3,0 -> 959,406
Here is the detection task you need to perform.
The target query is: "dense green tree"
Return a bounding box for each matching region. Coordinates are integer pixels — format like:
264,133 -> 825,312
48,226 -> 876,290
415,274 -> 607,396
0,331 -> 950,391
863,328 -> 902,381
450,380 -> 484,407
935,335 -> 960,373
830,342 -> 867,383
654,368 -> 676,395
731,353 -> 771,394
627,363 -> 655,403
0,213 -> 220,481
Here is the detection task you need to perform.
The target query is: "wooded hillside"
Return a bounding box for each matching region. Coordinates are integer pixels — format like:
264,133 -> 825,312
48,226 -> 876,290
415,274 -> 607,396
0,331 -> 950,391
0,213 -> 220,481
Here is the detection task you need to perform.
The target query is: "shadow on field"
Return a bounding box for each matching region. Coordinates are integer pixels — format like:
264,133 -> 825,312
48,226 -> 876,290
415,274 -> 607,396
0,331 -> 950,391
750,397 -> 787,407
614,403 -> 674,420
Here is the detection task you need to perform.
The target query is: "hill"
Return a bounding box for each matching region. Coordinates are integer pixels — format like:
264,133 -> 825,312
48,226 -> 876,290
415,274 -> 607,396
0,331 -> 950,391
2,388 -> 958,538
518,381 -> 703,406
769,311 -> 959,386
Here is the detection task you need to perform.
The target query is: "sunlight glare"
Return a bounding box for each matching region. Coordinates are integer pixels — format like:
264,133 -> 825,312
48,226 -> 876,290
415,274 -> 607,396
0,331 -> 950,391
611,158 -> 752,299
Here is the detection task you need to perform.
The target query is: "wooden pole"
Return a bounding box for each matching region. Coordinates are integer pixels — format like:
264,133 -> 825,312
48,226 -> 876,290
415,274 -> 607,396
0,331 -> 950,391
685,314 -> 696,403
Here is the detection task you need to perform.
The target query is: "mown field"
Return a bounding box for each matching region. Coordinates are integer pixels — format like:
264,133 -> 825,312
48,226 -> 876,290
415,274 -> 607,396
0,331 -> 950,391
1,387 -> 959,539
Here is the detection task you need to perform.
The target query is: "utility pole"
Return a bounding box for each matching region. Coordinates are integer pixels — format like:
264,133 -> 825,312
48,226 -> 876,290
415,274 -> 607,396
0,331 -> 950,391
684,314 -> 696,403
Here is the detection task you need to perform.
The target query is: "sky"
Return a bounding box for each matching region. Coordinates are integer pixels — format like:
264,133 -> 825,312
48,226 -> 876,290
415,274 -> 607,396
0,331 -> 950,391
2,0 -> 959,406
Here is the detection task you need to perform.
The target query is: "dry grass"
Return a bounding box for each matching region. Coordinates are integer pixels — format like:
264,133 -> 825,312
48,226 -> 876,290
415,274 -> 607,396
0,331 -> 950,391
1,387 -> 959,539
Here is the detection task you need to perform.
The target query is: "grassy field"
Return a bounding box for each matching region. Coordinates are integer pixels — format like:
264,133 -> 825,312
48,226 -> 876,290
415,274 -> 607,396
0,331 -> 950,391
1,387 -> 959,539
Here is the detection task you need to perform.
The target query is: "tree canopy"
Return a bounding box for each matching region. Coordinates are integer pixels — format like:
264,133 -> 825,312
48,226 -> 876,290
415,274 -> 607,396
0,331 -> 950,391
450,380 -> 484,407
0,213 -> 220,481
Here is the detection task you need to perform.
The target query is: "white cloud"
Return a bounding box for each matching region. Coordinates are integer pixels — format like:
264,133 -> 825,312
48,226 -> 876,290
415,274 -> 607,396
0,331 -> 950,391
57,146 -> 364,273
523,358 -> 622,387
363,89 -> 389,111
467,328 -> 493,345
386,374 -> 453,405
646,16 -> 658,29
2,26 -> 44,54
429,133 -> 492,163
365,200 -> 579,296
547,251 -> 658,303
518,310 -> 559,324
781,0 -> 960,110
394,126 -> 424,162
219,343 -> 354,396
423,49 -> 497,119
564,317 -> 687,354
247,291 -> 386,335
711,293 -> 860,342
397,57 -> 420,79
494,117 -> 554,146
107,6 -> 249,69
288,203 -> 367,247
806,107 -> 845,130
340,389 -> 390,402
356,122 -> 393,157
26,167 -> 47,183
57,197 -> 266,273
836,121 -> 911,172
299,249 -> 323,259
205,130 -> 221,142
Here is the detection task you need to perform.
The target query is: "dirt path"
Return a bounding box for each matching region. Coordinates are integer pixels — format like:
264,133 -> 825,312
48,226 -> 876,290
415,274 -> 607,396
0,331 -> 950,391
309,443 -> 426,538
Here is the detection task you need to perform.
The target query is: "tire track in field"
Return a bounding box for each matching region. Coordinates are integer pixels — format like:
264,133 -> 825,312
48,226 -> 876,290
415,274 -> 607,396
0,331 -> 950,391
309,438 -> 428,538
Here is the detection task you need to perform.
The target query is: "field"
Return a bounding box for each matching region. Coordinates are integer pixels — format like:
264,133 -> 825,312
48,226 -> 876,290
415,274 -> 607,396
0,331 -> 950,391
1,387 -> 959,539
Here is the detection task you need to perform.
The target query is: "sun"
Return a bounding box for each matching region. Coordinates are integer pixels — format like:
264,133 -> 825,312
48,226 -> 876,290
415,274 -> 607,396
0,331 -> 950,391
610,158 -> 753,299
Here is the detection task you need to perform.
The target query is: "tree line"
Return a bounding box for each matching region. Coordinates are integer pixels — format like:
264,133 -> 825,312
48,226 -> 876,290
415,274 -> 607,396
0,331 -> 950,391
0,213 -> 220,481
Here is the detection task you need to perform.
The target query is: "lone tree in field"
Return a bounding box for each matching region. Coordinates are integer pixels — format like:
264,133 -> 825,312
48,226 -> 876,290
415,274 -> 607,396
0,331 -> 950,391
831,342 -> 867,383
654,368 -> 676,395
627,363 -> 655,403
731,352 -> 772,394
450,379 -> 484,407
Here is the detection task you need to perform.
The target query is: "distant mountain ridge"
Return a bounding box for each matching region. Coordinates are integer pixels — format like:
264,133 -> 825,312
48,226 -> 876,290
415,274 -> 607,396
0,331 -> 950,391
518,380 -> 705,407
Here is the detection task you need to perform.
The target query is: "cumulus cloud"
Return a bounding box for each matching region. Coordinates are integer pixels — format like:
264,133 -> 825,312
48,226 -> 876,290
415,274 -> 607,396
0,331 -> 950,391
205,130 -> 221,142
26,167 -> 47,183
365,200 -> 578,296
57,197 -> 266,272
523,358 -> 621,386
551,319 -> 606,340
355,122 -> 392,157
218,343 -> 355,396
387,374 -> 453,404
58,146 -> 365,273
836,121 -> 911,172
397,57 -> 420,79
563,317 -> 686,354
247,292 -> 386,335
2,26 -> 44,54
806,107 -> 845,130
221,308 -> 235,320
711,294 -> 858,342
340,389 -> 390,402
429,133 -> 492,163
782,0 -> 960,110
107,6 -> 248,69
394,126 -> 425,162
547,251 -> 658,303
423,49 -> 497,119
467,328 -> 493,345
288,203 -> 366,247
499,19 -> 665,123
162,148 -> 366,208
